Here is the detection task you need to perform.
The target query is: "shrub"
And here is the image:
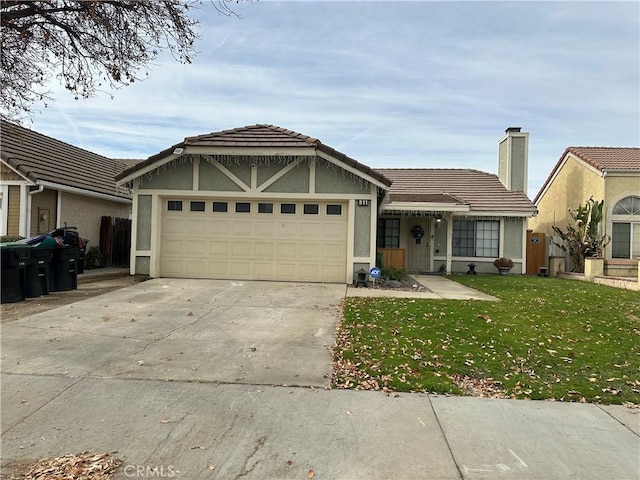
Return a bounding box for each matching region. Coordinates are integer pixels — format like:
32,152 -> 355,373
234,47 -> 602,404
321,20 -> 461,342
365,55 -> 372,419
84,246 -> 105,269
381,266 -> 408,281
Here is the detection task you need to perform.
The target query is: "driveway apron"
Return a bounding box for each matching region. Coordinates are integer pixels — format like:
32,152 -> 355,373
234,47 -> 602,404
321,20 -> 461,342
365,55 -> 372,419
1,279 -> 344,386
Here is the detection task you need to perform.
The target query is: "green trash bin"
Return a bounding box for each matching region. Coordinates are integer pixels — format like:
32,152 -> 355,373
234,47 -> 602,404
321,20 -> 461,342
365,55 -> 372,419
1,244 -> 30,303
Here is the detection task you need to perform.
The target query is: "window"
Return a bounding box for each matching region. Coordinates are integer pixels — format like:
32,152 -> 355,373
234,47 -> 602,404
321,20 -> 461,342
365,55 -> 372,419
377,218 -> 400,248
258,203 -> 273,214
613,196 -> 640,215
281,203 -> 296,214
304,204 -> 319,215
612,222 -> 640,259
452,220 -> 499,257
190,201 -> 205,212
326,204 -> 342,215
212,202 -> 228,212
167,200 -> 182,211
235,202 -> 251,213
611,196 -> 640,259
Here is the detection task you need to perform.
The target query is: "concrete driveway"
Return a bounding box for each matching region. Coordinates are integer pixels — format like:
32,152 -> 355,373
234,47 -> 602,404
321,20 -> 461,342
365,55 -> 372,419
1,279 -> 343,386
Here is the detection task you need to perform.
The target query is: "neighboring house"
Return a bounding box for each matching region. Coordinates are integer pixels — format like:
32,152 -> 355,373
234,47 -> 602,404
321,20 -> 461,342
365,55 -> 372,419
529,146 -> 640,274
116,125 -> 537,282
0,122 -> 132,247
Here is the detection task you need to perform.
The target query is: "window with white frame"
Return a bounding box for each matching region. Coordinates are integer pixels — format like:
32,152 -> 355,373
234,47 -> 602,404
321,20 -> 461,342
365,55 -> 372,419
611,195 -> 640,259
453,219 -> 499,257
377,218 -> 400,248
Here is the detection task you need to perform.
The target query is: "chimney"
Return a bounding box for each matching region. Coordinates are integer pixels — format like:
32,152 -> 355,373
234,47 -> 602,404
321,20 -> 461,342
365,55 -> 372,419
498,127 -> 529,194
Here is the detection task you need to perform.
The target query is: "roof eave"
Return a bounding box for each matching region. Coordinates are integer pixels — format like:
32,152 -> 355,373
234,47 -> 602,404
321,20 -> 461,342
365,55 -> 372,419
382,202 -> 470,213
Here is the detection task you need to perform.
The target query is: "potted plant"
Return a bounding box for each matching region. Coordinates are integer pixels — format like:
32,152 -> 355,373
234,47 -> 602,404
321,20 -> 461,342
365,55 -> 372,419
493,257 -> 514,275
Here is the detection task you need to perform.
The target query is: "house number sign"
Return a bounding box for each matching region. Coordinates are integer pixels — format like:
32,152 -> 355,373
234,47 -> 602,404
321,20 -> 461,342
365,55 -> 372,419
358,199 -> 370,206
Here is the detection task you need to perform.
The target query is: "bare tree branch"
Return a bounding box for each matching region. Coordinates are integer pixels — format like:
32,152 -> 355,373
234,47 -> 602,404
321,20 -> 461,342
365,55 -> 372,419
0,0 -> 241,122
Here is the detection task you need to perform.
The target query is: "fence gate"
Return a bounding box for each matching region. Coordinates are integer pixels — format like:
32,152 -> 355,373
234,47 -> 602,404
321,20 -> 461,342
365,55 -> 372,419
100,216 -> 132,267
526,231 -> 546,275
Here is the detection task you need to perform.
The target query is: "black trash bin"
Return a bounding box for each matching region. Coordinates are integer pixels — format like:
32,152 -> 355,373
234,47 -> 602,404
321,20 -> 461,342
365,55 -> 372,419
25,247 -> 53,298
50,227 -> 86,274
1,244 -> 30,303
49,246 -> 78,292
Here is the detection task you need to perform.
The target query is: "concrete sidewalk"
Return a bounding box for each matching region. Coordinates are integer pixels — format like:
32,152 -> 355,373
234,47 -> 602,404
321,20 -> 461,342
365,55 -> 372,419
2,374 -> 638,479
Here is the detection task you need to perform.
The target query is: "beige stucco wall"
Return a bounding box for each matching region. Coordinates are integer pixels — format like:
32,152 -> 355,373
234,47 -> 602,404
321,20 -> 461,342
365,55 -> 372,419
605,176 -> 640,216
59,191 -> 131,246
529,155 -> 604,235
30,188 -> 57,235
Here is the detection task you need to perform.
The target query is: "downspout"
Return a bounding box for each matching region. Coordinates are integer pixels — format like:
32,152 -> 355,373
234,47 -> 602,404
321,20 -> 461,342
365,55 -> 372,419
26,184 -> 44,237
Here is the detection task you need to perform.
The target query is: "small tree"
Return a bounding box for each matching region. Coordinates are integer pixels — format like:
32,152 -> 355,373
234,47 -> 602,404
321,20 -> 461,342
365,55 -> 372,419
552,197 -> 610,273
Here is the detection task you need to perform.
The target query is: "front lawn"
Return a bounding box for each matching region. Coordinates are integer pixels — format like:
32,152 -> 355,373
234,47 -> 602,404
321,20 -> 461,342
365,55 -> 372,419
333,275 -> 640,404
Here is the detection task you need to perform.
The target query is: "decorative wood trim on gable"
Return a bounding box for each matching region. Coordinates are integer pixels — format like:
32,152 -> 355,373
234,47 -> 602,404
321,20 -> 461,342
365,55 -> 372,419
211,160 -> 251,192
257,159 -> 303,192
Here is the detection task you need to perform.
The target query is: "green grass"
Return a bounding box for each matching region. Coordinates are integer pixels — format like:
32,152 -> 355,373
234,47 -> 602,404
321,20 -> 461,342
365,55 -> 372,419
333,275 -> 640,404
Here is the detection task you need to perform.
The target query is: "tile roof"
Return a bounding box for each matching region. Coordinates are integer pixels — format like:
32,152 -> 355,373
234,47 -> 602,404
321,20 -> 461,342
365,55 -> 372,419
1,121 -> 131,200
533,147 -> 640,203
116,124 -> 392,187
376,168 -> 537,214
565,147 -> 640,171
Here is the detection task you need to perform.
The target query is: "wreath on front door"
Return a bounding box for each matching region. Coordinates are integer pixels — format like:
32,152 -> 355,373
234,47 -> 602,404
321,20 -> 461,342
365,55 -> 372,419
410,225 -> 425,244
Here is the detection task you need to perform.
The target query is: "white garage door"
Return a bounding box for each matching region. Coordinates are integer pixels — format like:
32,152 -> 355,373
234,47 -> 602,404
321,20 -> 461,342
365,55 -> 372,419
160,199 -> 348,282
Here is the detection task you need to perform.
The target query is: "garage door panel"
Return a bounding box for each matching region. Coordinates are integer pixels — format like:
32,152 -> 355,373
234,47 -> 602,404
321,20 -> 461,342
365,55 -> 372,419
161,200 -> 347,282
255,242 -> 275,257
300,243 -> 322,260
231,262 -> 251,276
185,260 -> 206,275
209,241 -> 229,256
279,222 -> 300,237
232,222 -> 253,236
163,218 -> 186,235
209,261 -> 229,276
187,219 -> 208,235
185,240 -> 206,255
298,264 -> 320,281
254,262 -> 274,277
324,222 -> 347,240
209,220 -> 231,235
300,222 -> 321,238
323,243 -> 345,261
164,239 -> 185,255
231,241 -> 253,257
255,222 -> 277,236
276,263 -> 298,279
277,243 -> 298,259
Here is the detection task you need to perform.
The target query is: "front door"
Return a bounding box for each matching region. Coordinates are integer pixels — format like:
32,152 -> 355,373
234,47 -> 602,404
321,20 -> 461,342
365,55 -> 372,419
407,219 -> 430,272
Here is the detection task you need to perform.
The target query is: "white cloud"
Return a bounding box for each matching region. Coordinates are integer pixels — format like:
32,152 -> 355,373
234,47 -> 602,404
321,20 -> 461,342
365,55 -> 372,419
23,0 -> 639,197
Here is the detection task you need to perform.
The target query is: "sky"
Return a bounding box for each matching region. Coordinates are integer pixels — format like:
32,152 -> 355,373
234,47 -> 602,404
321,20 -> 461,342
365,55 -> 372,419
21,0 -> 640,198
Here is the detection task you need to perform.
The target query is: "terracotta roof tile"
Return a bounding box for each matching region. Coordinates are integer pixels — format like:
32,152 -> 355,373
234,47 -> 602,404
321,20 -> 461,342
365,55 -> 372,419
533,147 -> 640,203
1,122 -> 131,199
376,168 -> 537,214
116,124 -> 391,187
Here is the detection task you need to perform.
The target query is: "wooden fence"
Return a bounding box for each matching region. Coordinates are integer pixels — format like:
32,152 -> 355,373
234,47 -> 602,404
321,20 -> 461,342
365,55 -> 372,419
100,216 -> 131,267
